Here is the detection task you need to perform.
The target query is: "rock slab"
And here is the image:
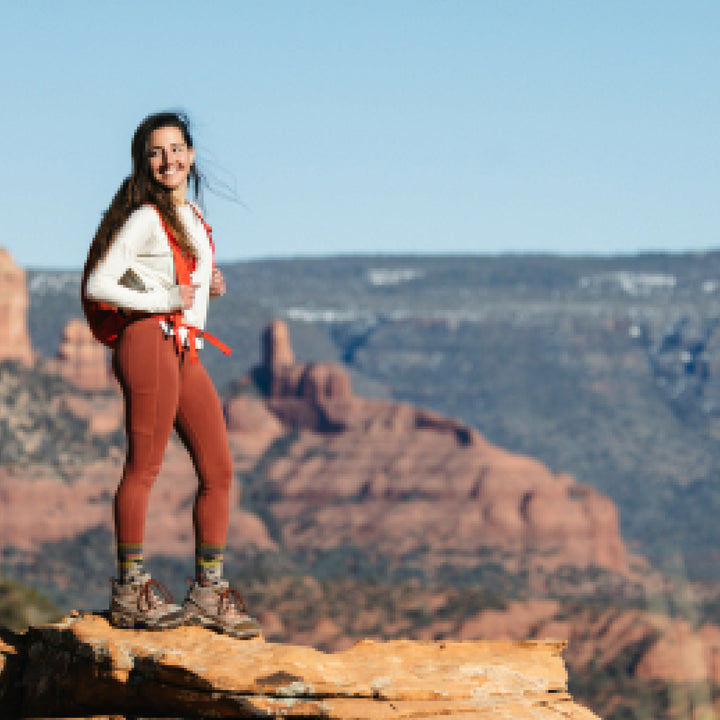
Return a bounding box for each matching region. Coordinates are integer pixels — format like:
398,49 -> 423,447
6,613 -> 599,719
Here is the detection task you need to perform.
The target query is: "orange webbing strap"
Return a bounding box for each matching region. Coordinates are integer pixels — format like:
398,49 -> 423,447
200,331 -> 232,355
157,208 -> 232,363
187,203 -> 215,267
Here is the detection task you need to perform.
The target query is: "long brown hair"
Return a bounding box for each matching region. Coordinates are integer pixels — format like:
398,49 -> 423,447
83,111 -> 202,284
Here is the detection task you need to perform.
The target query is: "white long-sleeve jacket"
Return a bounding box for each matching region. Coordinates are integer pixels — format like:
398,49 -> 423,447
84,204 -> 214,343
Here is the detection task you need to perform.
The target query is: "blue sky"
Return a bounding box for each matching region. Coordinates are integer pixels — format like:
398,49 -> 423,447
1,1 -> 719,268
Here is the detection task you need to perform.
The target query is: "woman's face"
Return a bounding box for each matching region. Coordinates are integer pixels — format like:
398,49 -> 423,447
147,125 -> 195,201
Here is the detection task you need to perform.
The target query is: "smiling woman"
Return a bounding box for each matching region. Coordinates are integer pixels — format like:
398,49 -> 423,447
79,111 -> 259,639
83,112 -> 203,271
147,126 -> 196,200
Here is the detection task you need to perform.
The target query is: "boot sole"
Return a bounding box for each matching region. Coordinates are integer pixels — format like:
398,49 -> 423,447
110,610 -> 186,631
184,608 -> 262,639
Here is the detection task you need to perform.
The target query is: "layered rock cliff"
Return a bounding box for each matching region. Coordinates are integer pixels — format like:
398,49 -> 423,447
1,613 -> 599,719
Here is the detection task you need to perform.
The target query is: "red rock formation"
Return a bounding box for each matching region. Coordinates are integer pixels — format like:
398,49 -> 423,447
260,416 -> 638,578
263,317 -> 295,370
236,320 -> 642,579
226,394 -> 283,435
225,395 -> 285,460
52,318 -> 113,391
252,318 -> 356,431
3,613 -> 598,719
0,248 -> 32,364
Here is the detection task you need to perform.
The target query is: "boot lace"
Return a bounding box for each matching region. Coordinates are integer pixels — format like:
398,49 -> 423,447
217,586 -> 251,619
137,578 -> 175,611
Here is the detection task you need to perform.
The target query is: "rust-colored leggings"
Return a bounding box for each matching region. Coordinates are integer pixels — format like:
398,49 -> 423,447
112,318 -> 232,548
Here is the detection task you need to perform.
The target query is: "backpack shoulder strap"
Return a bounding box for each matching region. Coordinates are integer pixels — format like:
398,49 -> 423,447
187,202 -> 215,267
147,205 -> 195,284
149,204 -> 231,361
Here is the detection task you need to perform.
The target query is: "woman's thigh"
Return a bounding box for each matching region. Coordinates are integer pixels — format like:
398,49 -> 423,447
113,319 -> 179,474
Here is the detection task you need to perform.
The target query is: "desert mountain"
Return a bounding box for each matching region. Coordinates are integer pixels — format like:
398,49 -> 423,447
24,252 -> 720,578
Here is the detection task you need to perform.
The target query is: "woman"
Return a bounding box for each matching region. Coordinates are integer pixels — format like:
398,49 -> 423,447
83,111 -> 260,639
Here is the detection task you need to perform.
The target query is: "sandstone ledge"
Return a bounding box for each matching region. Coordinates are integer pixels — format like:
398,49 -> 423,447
2,614 -> 600,719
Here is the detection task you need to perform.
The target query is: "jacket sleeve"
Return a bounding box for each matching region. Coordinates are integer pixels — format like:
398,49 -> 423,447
84,207 -> 183,313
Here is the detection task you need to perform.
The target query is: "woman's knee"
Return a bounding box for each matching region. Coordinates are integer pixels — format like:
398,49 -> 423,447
202,453 -> 233,494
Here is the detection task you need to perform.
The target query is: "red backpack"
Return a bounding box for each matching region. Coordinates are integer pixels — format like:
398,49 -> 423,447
81,204 -> 230,362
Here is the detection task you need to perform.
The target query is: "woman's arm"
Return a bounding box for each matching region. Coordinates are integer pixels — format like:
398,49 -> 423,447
84,207 -> 183,313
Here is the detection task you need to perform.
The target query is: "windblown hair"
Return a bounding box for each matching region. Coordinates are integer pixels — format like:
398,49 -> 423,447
83,111 -> 202,284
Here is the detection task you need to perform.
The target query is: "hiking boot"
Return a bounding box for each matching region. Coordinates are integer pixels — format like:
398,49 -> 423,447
183,580 -> 262,639
110,574 -> 186,630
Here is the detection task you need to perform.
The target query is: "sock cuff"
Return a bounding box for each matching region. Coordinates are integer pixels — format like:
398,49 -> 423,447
195,544 -> 225,584
118,542 -> 144,553
196,543 -> 225,553
117,544 -> 144,583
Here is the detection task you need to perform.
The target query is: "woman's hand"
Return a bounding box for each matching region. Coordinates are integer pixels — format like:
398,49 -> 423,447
209,268 -> 226,297
179,283 -> 198,309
